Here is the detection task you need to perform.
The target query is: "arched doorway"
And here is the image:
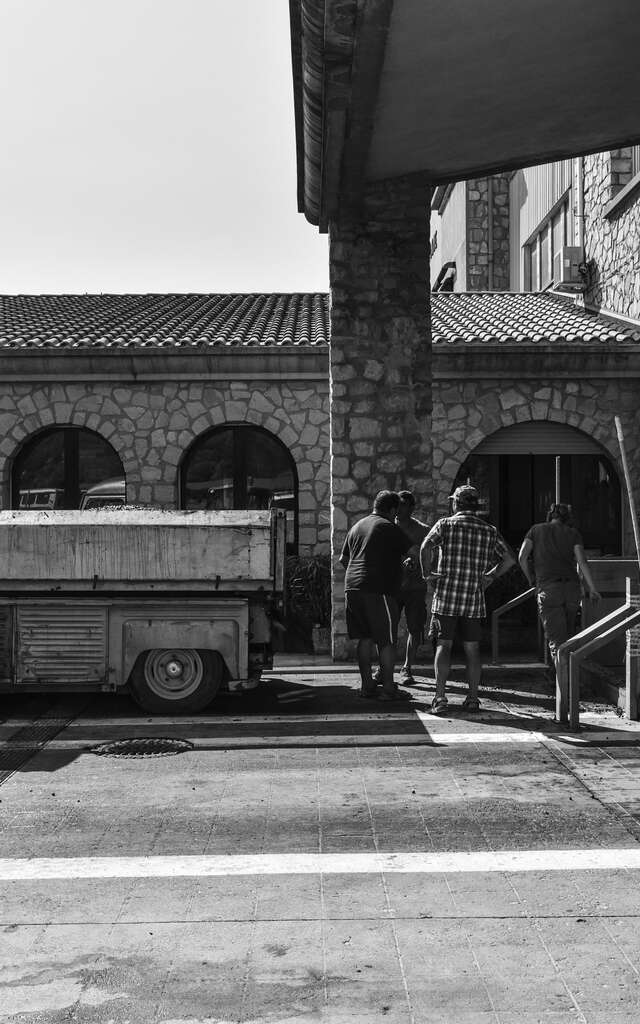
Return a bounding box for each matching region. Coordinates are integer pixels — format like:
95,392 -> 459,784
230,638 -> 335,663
180,424 -> 299,553
12,427 -> 125,510
453,422 -> 622,660
453,422 -> 621,555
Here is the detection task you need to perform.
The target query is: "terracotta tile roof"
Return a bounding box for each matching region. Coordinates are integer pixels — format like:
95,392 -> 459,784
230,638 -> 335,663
0,293 -> 330,349
430,291 -> 640,345
2,290 -> 637,352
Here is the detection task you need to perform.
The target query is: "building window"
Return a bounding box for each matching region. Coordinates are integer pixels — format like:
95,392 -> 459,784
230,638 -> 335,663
180,424 -> 299,552
525,198 -> 569,291
12,427 -> 124,510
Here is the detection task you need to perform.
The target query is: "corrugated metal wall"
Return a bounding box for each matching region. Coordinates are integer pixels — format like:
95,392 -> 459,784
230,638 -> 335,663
509,161 -> 574,289
432,182 -> 467,290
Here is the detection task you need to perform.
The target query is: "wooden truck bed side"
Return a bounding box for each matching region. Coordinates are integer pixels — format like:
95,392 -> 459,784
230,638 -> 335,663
0,508 -> 280,592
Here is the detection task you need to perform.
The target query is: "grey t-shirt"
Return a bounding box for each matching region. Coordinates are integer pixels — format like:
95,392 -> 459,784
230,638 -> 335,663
525,521 -> 583,585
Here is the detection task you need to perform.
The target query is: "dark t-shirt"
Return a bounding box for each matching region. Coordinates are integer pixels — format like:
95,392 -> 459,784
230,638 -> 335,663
525,521 -> 584,584
341,514 -> 412,595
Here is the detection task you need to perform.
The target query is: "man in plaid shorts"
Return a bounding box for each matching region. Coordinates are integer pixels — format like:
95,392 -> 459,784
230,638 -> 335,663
420,485 -> 514,714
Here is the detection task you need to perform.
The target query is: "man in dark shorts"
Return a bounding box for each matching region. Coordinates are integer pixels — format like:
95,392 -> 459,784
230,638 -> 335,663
518,502 -> 600,673
395,491 -> 430,685
420,485 -> 514,714
339,490 -> 414,702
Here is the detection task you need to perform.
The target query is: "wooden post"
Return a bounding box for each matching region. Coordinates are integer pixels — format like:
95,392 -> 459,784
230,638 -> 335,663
615,417 -> 640,720
615,416 -> 640,564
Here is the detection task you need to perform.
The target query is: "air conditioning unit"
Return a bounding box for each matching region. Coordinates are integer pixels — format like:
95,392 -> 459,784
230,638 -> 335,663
553,246 -> 586,293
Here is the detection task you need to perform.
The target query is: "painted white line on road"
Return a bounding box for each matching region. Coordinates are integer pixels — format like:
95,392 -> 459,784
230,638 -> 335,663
64,714 -> 418,726
1,849 -> 639,880
26,731 -> 553,751
433,731 -> 548,744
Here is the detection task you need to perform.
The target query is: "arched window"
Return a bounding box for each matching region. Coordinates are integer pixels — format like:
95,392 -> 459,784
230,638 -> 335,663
12,427 -> 125,510
453,422 -> 621,555
180,425 -> 298,552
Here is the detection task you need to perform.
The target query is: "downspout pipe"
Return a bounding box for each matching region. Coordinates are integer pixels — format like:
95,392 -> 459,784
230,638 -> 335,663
487,176 -> 494,290
574,156 -> 585,252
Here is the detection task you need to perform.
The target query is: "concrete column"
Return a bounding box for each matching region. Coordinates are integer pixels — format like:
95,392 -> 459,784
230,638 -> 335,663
329,176 -> 432,658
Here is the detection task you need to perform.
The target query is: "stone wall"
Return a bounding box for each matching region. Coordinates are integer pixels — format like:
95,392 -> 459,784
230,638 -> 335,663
431,373 -> 640,556
583,150 -> 640,319
0,379 -> 331,557
466,175 -> 511,290
329,176 -> 432,658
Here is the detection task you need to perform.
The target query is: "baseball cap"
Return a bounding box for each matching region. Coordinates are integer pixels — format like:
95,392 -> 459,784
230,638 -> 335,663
449,485 -> 480,509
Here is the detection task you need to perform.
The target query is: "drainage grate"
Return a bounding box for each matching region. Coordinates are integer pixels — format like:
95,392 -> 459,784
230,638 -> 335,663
90,737 -> 195,758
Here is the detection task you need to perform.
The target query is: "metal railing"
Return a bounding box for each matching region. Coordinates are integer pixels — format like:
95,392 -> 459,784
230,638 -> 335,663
491,587 -> 546,663
556,603 -> 640,730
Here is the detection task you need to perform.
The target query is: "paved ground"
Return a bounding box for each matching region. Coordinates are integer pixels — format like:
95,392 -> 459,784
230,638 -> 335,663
2,662 -> 640,1022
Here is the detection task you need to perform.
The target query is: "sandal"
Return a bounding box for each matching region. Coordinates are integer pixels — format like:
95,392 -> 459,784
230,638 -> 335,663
461,696 -> 480,713
430,696 -> 448,715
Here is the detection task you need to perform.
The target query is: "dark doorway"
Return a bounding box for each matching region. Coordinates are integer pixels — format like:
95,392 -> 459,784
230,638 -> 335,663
453,435 -> 622,661
454,451 -> 621,554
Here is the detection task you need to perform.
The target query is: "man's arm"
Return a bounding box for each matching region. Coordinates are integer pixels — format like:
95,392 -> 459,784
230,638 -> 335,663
518,537 -> 534,586
483,538 -> 516,588
419,537 -> 433,579
339,535 -> 350,569
574,544 -> 601,601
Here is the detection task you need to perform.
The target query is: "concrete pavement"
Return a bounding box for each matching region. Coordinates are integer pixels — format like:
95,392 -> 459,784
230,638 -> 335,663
2,664 -> 640,1022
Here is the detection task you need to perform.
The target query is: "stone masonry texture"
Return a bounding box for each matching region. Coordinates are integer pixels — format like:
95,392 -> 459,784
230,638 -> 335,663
583,149 -> 640,319
466,174 -> 511,291
329,176 -> 433,658
0,380 -> 331,557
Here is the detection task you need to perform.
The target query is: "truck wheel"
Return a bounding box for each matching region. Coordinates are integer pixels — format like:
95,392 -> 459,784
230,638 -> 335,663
129,648 -> 223,713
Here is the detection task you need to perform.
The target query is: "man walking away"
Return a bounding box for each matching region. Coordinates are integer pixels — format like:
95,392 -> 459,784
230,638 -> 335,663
340,490 -> 413,703
420,485 -> 514,715
395,490 -> 430,685
518,502 -> 600,677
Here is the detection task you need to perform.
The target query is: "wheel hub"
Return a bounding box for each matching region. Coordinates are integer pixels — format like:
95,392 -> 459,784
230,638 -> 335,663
143,648 -> 204,700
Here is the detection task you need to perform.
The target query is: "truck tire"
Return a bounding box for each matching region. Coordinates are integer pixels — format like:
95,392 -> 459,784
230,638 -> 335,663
129,648 -> 224,713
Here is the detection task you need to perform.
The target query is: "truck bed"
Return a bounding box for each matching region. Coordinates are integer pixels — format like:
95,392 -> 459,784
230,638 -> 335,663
0,509 -> 280,591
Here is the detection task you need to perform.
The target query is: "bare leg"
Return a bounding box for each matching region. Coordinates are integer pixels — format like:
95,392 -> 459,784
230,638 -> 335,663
402,632 -> 420,675
434,640 -> 452,699
357,639 -> 375,693
378,643 -> 397,696
462,641 -> 482,699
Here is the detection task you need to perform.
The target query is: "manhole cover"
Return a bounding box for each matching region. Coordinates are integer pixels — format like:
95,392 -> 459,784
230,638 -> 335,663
90,737 -> 195,758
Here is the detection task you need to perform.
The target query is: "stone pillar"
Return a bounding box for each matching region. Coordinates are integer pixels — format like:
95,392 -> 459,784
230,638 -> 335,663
329,176 -> 432,658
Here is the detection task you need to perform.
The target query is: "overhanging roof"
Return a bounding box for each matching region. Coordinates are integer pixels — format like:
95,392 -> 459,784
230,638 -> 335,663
290,0 -> 640,228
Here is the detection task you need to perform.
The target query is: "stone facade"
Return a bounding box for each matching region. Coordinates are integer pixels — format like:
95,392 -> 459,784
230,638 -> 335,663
466,175 -> 511,291
583,149 -> 640,319
431,347 -> 640,558
329,176 -> 432,657
0,376 -> 331,557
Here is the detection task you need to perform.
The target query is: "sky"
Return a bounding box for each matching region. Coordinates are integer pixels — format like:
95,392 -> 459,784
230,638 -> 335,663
0,0 -> 329,294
